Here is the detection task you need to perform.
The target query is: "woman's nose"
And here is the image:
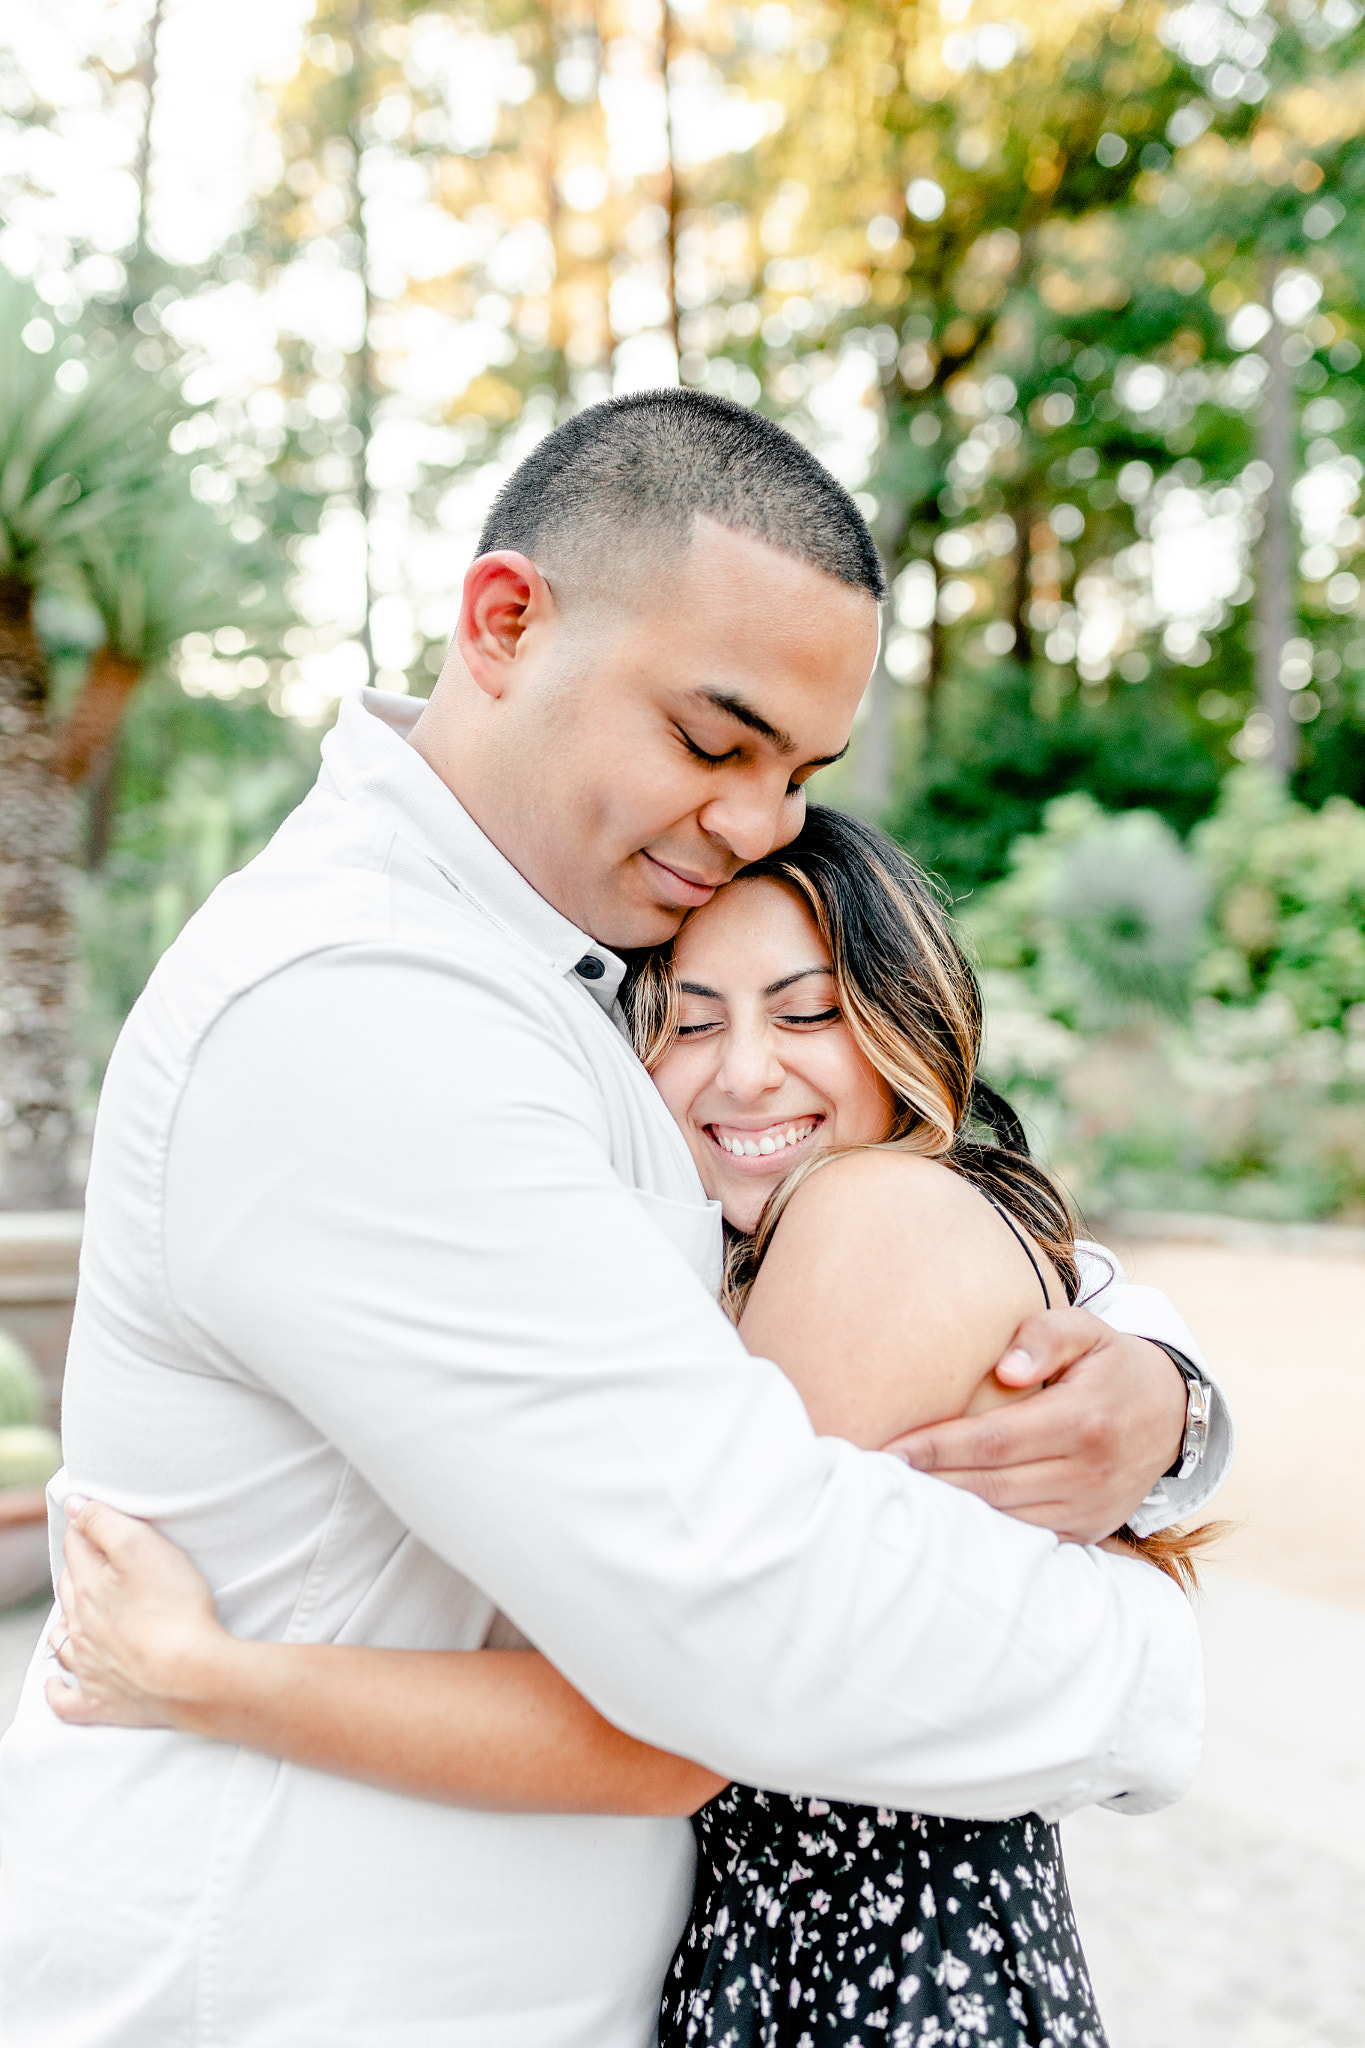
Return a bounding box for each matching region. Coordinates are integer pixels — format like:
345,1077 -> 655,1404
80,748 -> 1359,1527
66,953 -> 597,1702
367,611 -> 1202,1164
715,1023 -> 786,1103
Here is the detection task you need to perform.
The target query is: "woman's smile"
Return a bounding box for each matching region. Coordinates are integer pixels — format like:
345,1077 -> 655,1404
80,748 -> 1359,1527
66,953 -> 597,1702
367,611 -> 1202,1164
650,876 -> 895,1231
704,1113 -> 824,1165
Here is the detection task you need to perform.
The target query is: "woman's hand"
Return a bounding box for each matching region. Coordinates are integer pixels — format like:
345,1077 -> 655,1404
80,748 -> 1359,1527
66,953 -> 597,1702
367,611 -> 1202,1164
46,1499 -> 229,1730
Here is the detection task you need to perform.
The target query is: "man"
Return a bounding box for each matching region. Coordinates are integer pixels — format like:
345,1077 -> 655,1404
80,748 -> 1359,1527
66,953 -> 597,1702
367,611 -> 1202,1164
0,392 -> 1229,2046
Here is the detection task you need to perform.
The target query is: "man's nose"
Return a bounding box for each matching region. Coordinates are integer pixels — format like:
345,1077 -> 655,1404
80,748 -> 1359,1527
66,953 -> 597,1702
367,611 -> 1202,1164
698,782 -> 790,867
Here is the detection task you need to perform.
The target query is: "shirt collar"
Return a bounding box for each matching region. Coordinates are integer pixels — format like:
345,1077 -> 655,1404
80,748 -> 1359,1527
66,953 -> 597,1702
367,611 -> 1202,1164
319,690 -> 626,1014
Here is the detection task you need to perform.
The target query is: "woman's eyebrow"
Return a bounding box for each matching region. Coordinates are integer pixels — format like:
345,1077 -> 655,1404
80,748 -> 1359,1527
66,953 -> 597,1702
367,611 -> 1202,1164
676,967 -> 832,1001
764,967 -> 833,996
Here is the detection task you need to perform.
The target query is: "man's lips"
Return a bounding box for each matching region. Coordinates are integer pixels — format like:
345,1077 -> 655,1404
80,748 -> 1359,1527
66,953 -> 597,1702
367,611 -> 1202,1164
642,851 -> 726,908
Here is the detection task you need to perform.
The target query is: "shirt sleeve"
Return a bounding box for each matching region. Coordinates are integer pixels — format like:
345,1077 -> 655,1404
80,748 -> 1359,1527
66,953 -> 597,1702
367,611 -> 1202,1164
1075,1241 -> 1236,1538
162,947 -> 1203,1824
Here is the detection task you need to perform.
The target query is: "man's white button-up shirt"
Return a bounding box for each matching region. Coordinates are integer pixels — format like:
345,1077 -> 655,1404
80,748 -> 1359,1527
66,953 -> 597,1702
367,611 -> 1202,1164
0,691 -> 1230,2048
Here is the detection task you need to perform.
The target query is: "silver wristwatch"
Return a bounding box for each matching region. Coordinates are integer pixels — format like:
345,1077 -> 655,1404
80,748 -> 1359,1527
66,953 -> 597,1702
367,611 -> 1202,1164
1154,1343 -> 1213,1482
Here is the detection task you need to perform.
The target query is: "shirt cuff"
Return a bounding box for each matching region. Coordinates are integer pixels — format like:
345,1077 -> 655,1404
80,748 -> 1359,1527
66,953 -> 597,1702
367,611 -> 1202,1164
1038,1548 -> 1206,1821
1128,1346 -> 1235,1538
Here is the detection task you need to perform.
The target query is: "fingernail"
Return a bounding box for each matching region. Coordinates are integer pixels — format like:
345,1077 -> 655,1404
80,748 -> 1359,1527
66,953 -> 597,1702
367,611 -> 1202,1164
65,1495 -> 89,1515
998,1349 -> 1034,1379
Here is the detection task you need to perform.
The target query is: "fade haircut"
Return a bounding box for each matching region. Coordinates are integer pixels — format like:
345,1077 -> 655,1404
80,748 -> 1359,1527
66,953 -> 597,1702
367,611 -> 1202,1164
475,389 -> 887,606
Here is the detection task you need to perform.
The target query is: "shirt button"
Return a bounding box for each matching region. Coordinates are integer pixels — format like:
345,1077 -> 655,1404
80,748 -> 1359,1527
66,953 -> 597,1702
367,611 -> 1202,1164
574,955 -> 606,981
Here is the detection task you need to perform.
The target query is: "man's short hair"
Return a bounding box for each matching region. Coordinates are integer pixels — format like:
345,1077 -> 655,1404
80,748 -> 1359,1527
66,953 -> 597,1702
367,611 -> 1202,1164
476,389 -> 886,604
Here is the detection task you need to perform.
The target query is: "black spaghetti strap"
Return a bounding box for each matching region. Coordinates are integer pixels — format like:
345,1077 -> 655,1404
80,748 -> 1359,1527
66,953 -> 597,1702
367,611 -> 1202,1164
980,1190 -> 1052,1307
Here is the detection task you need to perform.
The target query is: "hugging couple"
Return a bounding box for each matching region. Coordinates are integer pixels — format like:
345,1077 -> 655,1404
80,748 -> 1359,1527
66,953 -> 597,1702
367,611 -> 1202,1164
0,391 -> 1231,2048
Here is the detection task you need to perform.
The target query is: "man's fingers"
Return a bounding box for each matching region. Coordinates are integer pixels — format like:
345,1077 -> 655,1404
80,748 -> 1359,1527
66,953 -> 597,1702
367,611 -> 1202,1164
928,1458 -> 1074,1511
927,1465 -> 1113,1543
889,1385 -> 1096,1477
992,1307 -> 1106,1387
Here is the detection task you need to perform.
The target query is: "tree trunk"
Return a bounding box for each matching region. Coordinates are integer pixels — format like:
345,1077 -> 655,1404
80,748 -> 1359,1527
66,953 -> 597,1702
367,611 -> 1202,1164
0,579 -> 77,1209
850,492 -> 911,817
661,0 -> 682,366
1010,502 -> 1034,666
50,647 -> 143,788
1255,265 -> 1297,779
850,655 -> 895,817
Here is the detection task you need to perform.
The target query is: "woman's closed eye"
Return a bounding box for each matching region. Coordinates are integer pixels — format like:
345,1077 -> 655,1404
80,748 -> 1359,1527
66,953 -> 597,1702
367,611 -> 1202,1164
776,1006 -> 840,1029
675,1005 -> 840,1039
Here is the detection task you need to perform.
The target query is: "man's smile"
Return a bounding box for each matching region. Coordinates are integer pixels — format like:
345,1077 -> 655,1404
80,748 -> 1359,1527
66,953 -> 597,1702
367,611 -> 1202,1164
641,851 -> 727,908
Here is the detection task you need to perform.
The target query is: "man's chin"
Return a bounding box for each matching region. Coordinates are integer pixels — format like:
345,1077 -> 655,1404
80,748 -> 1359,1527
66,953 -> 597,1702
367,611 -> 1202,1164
575,887 -> 690,953
601,907 -> 690,951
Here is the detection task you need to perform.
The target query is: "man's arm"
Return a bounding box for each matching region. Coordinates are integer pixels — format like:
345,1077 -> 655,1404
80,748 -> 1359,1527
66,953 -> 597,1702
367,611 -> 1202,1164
156,945 -> 1202,1823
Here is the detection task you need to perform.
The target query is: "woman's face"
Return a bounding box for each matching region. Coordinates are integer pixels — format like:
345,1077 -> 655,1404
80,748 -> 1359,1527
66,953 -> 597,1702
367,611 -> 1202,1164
650,876 -> 896,1231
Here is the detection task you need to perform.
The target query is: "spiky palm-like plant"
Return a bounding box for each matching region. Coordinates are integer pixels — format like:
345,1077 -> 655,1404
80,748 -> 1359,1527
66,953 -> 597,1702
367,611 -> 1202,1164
51,494 -> 288,788
0,275 -> 284,1207
0,280 -> 186,1207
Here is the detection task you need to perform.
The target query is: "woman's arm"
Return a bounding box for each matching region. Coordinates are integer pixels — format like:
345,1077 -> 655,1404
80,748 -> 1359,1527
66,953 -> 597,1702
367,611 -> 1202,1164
739,1151 -> 1062,1450
48,1501 -> 725,1817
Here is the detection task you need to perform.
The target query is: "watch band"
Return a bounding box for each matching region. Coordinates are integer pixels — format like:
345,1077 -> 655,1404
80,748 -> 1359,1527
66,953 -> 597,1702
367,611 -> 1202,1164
1149,1341 -> 1213,1483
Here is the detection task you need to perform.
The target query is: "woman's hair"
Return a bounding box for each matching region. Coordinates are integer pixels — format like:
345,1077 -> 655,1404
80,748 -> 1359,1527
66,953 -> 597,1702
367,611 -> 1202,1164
622,803 -> 1212,1593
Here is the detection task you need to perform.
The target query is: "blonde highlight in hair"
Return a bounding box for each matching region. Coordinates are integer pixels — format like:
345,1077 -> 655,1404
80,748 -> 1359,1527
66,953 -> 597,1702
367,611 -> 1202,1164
623,804 -> 1215,1594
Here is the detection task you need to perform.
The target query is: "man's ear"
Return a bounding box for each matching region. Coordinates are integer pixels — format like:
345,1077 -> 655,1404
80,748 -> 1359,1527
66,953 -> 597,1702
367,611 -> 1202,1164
457,551 -> 556,701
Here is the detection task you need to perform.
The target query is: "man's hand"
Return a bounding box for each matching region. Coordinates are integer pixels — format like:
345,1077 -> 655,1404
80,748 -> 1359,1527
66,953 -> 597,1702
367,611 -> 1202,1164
882,1309 -> 1187,1544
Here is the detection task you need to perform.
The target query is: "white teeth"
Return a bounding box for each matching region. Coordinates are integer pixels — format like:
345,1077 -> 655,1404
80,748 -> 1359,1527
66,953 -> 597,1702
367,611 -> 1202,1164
720,1122 -> 826,1155
715,1118 -> 819,1158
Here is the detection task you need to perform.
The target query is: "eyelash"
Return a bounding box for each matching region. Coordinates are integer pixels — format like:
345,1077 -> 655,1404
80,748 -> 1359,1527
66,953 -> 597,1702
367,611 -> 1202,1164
675,1007 -> 841,1038
679,729 -> 806,799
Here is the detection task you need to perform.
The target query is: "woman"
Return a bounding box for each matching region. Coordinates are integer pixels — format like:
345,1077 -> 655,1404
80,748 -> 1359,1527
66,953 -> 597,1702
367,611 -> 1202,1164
49,807 -> 1200,2048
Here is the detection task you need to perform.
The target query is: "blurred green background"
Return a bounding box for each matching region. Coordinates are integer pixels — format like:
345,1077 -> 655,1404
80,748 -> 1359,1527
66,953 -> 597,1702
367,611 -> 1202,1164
3,0 -> 1365,1220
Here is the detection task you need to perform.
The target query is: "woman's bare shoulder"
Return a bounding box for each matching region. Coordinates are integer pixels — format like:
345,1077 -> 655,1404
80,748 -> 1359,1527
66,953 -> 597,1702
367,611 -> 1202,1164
741,1147 -> 1051,1443
757,1143 -> 1059,1323
774,1146 -> 994,1246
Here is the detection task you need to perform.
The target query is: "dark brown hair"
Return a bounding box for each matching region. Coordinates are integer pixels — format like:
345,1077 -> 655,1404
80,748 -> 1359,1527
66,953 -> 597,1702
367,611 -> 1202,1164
624,804 -> 1213,1592
476,389 -> 886,604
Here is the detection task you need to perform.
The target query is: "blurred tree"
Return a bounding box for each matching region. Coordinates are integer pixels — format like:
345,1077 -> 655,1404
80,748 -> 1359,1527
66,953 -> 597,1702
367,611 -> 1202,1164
0,277 -> 178,1206
0,273 -> 293,1205
50,495 -> 288,853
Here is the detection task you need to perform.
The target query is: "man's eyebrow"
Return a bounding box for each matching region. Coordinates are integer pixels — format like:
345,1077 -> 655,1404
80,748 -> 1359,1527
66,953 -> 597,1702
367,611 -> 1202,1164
689,689 -> 849,770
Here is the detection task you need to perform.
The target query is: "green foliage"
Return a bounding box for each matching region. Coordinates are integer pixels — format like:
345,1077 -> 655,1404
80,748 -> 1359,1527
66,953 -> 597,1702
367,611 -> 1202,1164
974,774 -> 1365,1218
965,791 -> 1208,1026
79,493 -> 290,671
0,1333 -> 42,1428
892,662 -> 1223,900
75,725 -> 318,1081
1193,765 -> 1365,1029
0,274 -> 176,591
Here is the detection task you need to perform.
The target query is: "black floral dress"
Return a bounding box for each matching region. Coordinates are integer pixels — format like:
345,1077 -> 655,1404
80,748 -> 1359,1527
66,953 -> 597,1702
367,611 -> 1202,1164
659,1783 -> 1108,2048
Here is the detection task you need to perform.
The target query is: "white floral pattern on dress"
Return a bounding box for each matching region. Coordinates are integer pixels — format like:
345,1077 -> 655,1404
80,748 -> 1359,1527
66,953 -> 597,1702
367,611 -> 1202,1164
661,1785 -> 1108,2048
